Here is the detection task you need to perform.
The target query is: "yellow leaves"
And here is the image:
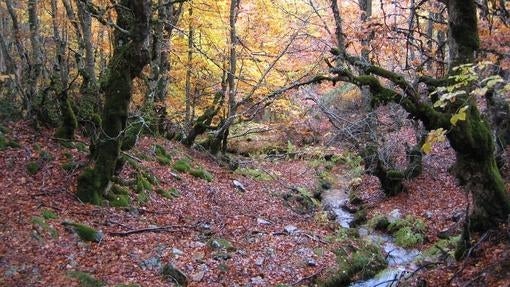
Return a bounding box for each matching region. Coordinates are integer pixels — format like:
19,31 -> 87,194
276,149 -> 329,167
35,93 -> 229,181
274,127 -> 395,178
450,106 -> 469,126
421,128 -> 446,154
0,74 -> 14,82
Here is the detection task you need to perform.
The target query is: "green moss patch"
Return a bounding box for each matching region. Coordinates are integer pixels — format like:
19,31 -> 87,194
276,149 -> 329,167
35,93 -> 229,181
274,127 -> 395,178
386,215 -> 426,248
63,222 -> 103,243
154,144 -> 172,165
26,161 -> 41,175
67,271 -> 105,287
190,168 -> 213,182
173,159 -> 192,173
156,188 -> 180,199
321,240 -> 387,286
235,167 -> 272,181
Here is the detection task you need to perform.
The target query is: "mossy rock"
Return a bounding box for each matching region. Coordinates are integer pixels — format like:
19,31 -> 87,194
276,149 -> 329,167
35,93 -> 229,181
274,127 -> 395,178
423,235 -> 460,257
190,168 -> 213,182
62,161 -> 80,171
321,240 -> 387,286
135,175 -> 153,193
76,168 -> 104,205
173,159 -> 191,173
26,161 -> 41,175
394,226 -> 424,248
63,222 -> 103,243
111,184 -> 130,195
156,188 -> 180,199
367,214 -> 390,231
107,193 -> 131,208
209,238 -> 235,251
386,215 -> 427,248
67,271 -> 105,287
352,209 -> 368,226
161,263 -> 188,286
32,216 -> 59,239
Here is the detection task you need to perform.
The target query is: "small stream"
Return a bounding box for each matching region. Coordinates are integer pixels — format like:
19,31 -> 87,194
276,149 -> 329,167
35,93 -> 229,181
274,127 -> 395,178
322,189 -> 422,287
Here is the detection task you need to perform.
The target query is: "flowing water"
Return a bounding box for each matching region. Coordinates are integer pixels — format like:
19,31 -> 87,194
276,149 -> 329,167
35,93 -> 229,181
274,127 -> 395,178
321,189 -> 422,287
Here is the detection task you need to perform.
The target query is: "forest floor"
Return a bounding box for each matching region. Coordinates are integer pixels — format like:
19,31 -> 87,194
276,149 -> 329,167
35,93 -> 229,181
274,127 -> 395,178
0,121 -> 509,286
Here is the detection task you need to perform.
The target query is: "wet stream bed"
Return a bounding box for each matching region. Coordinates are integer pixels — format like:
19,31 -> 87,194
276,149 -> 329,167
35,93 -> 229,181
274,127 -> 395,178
322,188 -> 423,287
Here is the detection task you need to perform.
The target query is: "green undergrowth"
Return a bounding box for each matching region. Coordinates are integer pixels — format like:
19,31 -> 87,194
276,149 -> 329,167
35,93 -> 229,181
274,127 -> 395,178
173,159 -> 192,172
172,157 -> 214,182
423,235 -> 461,258
235,167 -> 273,181
32,214 -> 59,239
62,222 -> 103,243
154,144 -> 172,165
0,126 -> 20,150
67,271 -> 105,287
190,167 -> 213,181
321,232 -> 387,286
156,187 -> 180,199
368,214 -> 427,248
283,187 -> 320,214
26,149 -> 53,175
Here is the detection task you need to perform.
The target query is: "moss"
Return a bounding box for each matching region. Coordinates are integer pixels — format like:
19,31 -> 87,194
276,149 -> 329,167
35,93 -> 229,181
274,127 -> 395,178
321,240 -> 387,286
190,168 -> 213,182
135,174 -> 152,193
394,226 -> 424,248
161,264 -> 188,286
0,132 -> 19,150
173,159 -> 192,173
156,188 -> 180,199
62,161 -> 80,171
423,235 -> 460,257
64,222 -> 103,242
368,214 -> 390,231
154,144 -> 172,165
76,168 -> 104,205
67,271 -> 105,287
111,184 -> 130,195
107,194 -> 131,207
352,209 -> 368,226
137,191 -> 149,205
235,167 -> 272,181
55,97 -> 78,140
42,209 -> 58,220
26,161 -> 41,175
387,215 -> 426,234
209,238 -> 235,251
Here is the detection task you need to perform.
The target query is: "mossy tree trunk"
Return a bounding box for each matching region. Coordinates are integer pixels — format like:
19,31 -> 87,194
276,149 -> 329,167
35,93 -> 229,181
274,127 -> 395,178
76,0 -> 151,204
327,0 -> 510,232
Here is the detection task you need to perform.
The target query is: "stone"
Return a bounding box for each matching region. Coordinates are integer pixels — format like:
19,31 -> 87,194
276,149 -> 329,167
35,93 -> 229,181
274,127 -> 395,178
250,276 -> 265,285
191,271 -> 205,282
284,225 -> 298,234
161,263 -> 188,286
306,259 -> 317,267
388,209 -> 402,223
256,218 -> 270,225
233,180 -> 247,192
255,257 -> 264,266
172,248 -> 184,256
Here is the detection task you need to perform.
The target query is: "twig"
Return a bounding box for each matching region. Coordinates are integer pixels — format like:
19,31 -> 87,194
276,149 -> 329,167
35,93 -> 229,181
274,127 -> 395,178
110,224 -> 196,237
291,267 -> 326,286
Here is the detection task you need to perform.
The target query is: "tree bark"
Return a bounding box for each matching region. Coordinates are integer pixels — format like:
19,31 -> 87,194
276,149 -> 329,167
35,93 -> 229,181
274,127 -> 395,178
77,0 -> 151,204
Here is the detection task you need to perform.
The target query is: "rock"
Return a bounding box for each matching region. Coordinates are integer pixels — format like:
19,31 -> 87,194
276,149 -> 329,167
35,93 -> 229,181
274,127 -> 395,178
256,218 -> 270,225
388,209 -> 402,223
140,257 -> 162,270
191,271 -> 205,282
451,210 -> 464,222
255,257 -> 264,266
306,258 -> 317,267
161,263 -> 188,286
250,276 -> 265,285
358,227 -> 369,237
232,180 -> 247,192
424,211 -> 433,219
284,225 -> 298,234
172,248 -> 184,256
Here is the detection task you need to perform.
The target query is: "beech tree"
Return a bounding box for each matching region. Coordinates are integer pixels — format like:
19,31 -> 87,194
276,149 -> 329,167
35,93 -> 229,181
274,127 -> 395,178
320,0 -> 510,234
77,0 -> 151,204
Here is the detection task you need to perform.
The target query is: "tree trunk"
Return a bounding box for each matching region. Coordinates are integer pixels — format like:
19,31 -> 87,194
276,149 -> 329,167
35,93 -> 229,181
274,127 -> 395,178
77,0 -> 151,204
